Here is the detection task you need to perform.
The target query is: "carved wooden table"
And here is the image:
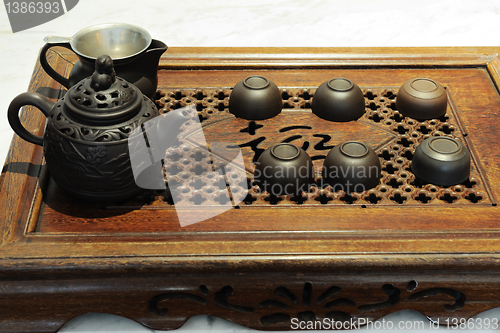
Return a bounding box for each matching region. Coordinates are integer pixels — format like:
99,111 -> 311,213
2,47 -> 500,332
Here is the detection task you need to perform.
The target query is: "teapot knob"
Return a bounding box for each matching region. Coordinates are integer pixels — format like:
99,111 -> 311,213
90,55 -> 116,92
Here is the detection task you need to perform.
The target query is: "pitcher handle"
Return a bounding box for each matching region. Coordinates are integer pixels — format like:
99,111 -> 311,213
8,92 -> 55,146
39,39 -> 73,89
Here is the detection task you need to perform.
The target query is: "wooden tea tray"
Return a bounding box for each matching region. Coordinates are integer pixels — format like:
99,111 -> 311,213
2,47 -> 500,332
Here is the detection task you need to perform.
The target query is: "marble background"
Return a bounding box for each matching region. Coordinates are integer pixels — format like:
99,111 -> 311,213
1,0 -> 500,332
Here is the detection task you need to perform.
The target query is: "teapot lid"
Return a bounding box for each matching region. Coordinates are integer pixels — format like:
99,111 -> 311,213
65,55 -> 142,125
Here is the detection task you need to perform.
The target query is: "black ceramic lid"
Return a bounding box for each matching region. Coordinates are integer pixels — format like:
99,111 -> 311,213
65,55 -> 142,125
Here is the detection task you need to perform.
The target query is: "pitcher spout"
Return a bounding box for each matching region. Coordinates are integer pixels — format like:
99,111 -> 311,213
142,39 -> 168,65
126,39 -> 168,98
148,39 -> 168,54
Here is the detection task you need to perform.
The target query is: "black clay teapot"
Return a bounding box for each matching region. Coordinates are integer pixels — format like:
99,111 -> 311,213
8,55 -> 160,202
39,23 -> 167,99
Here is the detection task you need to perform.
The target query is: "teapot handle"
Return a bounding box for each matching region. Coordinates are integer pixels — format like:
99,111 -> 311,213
8,92 -> 55,146
39,41 -> 73,89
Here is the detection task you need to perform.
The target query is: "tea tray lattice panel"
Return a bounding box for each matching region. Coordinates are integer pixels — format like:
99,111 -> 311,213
116,86 -> 492,209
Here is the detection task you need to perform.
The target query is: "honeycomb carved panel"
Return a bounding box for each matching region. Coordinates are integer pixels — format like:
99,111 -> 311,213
122,86 -> 493,208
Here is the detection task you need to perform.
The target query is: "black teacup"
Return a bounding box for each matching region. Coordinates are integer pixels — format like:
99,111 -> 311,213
312,78 -> 365,122
396,78 -> 447,120
322,141 -> 381,193
412,137 -> 470,186
229,75 -> 282,120
253,143 -> 314,196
